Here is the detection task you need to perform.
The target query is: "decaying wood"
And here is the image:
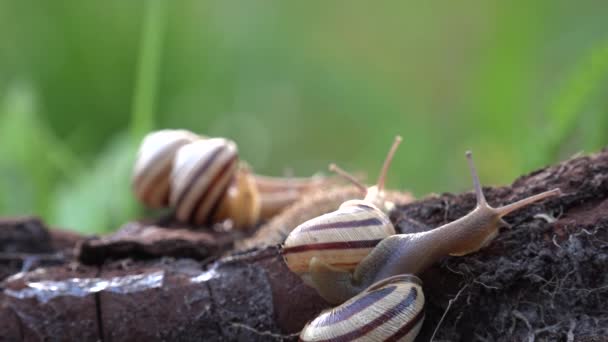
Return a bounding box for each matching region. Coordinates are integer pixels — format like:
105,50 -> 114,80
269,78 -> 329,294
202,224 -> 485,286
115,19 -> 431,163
78,221 -> 236,265
1,149 -> 608,341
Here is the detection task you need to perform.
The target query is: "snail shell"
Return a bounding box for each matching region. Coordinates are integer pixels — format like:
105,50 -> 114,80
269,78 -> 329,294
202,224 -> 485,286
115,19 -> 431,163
300,274 -> 425,342
132,129 -> 201,208
170,138 -> 239,225
282,200 -> 396,274
213,166 -> 261,229
282,136 -> 405,275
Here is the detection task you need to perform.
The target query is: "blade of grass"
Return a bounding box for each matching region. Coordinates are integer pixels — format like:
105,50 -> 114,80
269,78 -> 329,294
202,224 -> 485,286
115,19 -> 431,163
1,82 -> 85,218
51,133 -> 139,233
533,42 -> 608,166
130,0 -> 167,141
1,82 -> 83,179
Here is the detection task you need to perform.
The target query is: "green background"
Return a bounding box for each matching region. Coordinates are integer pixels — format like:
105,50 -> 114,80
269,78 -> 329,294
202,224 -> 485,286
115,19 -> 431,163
1,1 -> 607,233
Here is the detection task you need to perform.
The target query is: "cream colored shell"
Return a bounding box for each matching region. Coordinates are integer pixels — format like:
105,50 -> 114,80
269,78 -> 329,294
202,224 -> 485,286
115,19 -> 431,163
300,274 -> 425,342
214,167 -> 261,229
170,138 -> 239,225
132,129 -> 201,208
282,200 -> 396,274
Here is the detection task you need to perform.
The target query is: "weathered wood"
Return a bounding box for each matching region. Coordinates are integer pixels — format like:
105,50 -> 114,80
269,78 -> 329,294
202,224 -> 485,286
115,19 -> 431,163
78,221 -> 236,264
1,264 -> 100,341
0,217 -> 76,282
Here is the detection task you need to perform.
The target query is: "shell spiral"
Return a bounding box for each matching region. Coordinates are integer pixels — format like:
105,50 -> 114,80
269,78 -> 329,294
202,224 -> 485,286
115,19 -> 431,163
300,274 -> 425,342
170,138 -> 239,225
132,129 -> 201,208
282,200 -> 396,274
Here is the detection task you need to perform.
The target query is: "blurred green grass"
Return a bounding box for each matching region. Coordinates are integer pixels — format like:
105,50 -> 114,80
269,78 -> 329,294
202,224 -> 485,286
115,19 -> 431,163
0,0 -> 607,233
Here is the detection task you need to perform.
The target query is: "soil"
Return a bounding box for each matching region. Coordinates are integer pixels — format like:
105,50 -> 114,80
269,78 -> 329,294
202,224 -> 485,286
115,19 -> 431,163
1,149 -> 607,341
393,151 -> 608,341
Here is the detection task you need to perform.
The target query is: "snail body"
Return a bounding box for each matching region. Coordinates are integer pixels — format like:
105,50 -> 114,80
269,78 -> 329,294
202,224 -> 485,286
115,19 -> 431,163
132,129 -> 201,208
283,136 -> 404,276
300,274 -> 424,342
306,151 -> 561,304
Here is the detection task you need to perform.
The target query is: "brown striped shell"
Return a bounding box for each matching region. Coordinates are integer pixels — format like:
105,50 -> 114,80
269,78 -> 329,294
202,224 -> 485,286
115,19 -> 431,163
282,136 -> 404,275
169,138 -> 239,225
282,200 -> 396,274
213,167 -> 261,229
132,129 -> 201,208
300,274 -> 425,342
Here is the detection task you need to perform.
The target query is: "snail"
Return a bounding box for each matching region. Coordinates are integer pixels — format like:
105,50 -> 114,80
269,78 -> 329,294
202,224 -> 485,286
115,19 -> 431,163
304,151 -> 561,303
299,274 -> 424,342
132,129 -> 202,208
297,151 -> 561,341
282,136 -> 405,275
130,131 -> 330,229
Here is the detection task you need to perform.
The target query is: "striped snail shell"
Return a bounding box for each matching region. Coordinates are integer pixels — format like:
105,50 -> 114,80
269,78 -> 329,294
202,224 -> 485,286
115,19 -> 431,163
213,166 -> 261,229
300,274 -> 425,342
132,129 -> 201,208
282,200 -> 395,274
282,136 -> 403,275
170,138 -> 239,225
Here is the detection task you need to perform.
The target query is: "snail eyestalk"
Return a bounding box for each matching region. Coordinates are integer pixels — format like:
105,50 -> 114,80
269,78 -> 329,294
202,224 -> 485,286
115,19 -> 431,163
496,188 -> 561,217
465,150 -> 486,206
329,163 -> 367,193
376,135 -> 402,191
465,151 -> 561,217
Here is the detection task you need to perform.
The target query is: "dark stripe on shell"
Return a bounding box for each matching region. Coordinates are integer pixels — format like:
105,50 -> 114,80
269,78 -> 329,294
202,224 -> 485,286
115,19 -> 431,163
314,286 -> 396,327
141,165 -> 171,206
282,239 -> 382,255
134,138 -> 187,191
206,176 -> 234,224
356,203 -> 379,211
298,217 -> 387,233
366,274 -> 423,292
330,262 -> 360,268
303,287 -> 419,342
384,310 -> 425,342
191,155 -> 237,223
175,145 -> 224,218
